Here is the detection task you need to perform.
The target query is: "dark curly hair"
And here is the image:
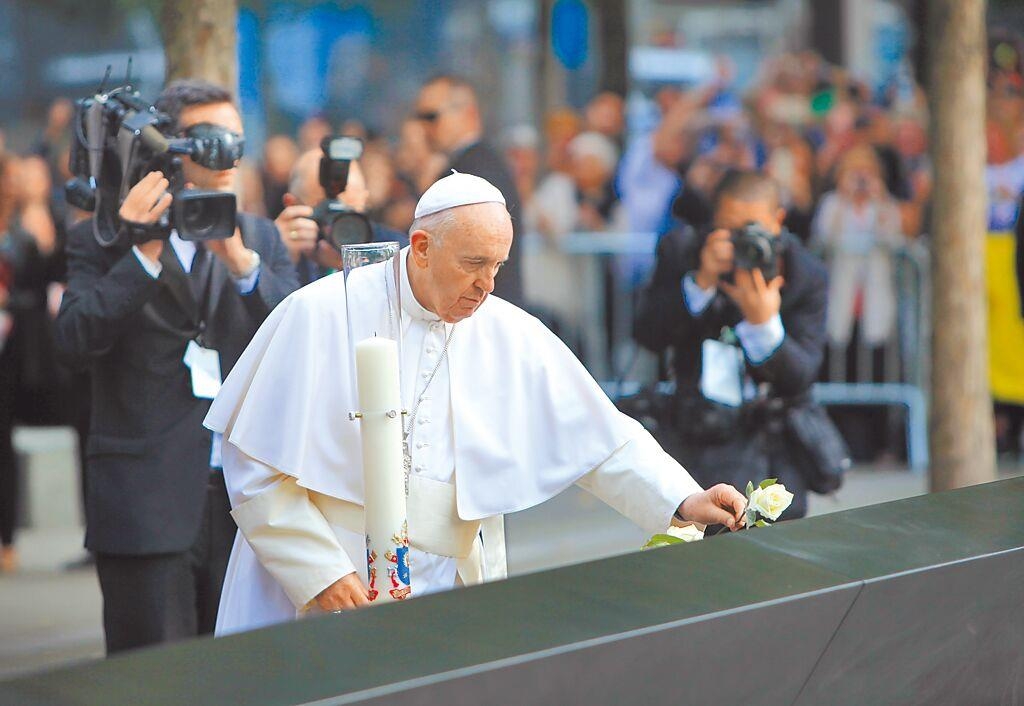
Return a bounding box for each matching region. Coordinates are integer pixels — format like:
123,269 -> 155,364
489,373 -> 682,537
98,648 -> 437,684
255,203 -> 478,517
154,79 -> 233,133
713,169 -> 781,212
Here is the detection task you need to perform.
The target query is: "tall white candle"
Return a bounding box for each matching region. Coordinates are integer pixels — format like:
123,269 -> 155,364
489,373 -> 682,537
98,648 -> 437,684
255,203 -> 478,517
354,336 -> 411,603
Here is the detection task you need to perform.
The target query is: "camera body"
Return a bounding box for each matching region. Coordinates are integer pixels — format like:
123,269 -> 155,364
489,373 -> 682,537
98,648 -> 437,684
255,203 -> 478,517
729,222 -> 784,280
65,82 -> 237,248
314,136 -> 373,250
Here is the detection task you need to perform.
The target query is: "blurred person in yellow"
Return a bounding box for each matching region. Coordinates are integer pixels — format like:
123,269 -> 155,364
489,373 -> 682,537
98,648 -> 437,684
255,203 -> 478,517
984,94 -> 1024,457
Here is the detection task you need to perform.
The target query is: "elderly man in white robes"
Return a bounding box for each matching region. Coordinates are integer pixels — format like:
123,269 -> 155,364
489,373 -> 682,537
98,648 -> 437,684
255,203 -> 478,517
206,172 -> 747,634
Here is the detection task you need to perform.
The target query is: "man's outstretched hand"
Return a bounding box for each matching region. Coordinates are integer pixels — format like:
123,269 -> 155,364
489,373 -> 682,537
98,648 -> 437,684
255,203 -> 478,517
677,484 -> 747,531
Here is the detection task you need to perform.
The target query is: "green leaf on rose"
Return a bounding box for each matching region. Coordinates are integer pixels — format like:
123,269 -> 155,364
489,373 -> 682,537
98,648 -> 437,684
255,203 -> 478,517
755,520 -> 770,528
642,534 -> 685,550
759,478 -> 778,490
745,481 -> 754,497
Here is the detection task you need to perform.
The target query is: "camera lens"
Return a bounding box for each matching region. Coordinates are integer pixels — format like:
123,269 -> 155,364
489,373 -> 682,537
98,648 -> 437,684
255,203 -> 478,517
174,191 -> 237,241
328,213 -> 373,249
182,197 -> 216,237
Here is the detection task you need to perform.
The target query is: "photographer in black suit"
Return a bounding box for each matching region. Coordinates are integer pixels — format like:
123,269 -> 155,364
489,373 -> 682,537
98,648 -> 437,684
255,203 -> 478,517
635,171 -> 834,522
55,80 -> 298,653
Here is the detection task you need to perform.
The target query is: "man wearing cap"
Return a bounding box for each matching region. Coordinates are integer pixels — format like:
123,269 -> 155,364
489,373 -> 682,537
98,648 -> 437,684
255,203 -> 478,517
207,173 -> 747,635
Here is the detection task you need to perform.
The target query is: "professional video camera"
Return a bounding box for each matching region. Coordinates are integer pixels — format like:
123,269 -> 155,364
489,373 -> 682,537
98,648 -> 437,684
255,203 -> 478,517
312,135 -> 373,250
729,222 -> 784,280
65,67 -> 238,248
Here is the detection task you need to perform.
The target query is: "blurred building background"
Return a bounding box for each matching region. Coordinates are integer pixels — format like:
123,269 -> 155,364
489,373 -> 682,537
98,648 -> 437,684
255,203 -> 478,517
0,0 -> 1019,153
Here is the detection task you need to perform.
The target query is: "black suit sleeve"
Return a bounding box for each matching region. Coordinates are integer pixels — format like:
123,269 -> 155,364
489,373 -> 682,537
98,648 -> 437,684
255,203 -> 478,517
634,229 -> 723,353
243,216 -> 299,318
54,220 -> 163,366
746,259 -> 828,397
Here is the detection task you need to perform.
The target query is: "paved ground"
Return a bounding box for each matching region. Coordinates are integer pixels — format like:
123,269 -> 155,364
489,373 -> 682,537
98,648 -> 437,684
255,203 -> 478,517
0,428 -> 1019,680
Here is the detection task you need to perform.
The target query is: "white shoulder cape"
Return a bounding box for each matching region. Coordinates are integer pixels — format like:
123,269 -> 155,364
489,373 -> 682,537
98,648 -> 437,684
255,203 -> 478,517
204,261 -> 647,520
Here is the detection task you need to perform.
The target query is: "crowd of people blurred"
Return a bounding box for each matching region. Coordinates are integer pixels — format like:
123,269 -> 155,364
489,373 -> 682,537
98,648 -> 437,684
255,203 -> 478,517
1,30 -> 1023,589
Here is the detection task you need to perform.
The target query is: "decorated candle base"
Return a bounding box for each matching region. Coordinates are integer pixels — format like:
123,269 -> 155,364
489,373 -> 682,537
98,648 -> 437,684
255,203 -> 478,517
353,335 -> 412,604
366,521 -> 411,602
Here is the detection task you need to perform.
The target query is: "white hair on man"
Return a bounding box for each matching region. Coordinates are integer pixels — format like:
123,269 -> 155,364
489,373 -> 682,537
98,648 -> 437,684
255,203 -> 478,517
568,131 -> 619,173
409,208 -> 460,247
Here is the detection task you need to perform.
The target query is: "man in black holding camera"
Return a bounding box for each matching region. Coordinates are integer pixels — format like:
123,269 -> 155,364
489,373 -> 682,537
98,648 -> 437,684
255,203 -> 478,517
55,80 -> 298,653
274,145 -> 407,285
635,170 -> 831,521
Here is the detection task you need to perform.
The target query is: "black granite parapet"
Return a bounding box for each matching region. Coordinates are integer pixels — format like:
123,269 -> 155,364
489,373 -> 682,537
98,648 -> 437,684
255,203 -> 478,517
2,478 -> 1022,706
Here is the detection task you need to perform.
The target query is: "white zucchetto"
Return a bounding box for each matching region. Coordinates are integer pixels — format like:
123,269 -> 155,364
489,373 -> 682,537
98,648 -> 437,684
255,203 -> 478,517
414,171 -> 506,219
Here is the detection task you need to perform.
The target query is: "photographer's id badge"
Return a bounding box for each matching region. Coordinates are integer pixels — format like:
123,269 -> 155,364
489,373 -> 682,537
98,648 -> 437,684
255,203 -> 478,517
700,338 -> 744,408
183,340 -> 222,400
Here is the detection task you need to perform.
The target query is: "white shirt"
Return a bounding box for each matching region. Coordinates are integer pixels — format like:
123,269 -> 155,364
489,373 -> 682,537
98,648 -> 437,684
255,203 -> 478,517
682,273 -> 785,364
132,232 -> 260,293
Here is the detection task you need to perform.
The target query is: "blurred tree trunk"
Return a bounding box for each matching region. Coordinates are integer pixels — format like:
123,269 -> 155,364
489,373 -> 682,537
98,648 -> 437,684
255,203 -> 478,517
926,0 -> 995,491
160,0 -> 238,94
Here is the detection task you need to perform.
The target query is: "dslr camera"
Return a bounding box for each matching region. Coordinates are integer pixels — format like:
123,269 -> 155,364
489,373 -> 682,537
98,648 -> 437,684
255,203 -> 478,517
312,136 -> 373,250
729,222 -> 784,280
65,72 -> 238,248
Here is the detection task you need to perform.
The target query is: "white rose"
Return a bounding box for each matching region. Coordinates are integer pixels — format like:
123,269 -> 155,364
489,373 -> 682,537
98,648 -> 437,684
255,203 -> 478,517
747,483 -> 794,521
666,524 -> 704,543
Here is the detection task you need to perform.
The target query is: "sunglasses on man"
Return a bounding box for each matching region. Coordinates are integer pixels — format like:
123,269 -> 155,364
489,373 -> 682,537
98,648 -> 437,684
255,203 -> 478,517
414,110 -> 441,123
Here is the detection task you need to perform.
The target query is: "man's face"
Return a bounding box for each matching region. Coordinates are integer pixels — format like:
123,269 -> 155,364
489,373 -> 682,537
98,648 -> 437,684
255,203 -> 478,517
713,195 -> 784,236
398,120 -> 431,172
291,150 -> 324,206
571,154 -> 612,192
293,151 -> 368,213
585,93 -> 624,138
339,160 -> 369,213
409,203 -> 513,323
415,82 -> 465,154
178,101 -> 244,192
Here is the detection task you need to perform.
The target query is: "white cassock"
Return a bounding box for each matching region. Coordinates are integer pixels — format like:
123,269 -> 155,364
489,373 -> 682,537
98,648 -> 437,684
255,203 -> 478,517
205,246 -> 704,636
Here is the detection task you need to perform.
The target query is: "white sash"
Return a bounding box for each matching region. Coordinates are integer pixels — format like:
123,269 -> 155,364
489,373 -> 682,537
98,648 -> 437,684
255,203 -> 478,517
309,474 -> 508,586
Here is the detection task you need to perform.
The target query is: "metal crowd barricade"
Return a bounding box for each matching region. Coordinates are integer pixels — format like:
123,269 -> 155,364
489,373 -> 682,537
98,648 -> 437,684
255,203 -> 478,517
520,230 -> 658,381
560,230 -> 659,380
526,232 -> 931,472
813,243 -> 931,472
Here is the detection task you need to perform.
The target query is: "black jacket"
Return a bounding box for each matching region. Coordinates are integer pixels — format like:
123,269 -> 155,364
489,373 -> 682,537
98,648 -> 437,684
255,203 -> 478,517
634,225 -> 828,518
446,141 -> 524,305
636,227 -> 827,399
55,213 -> 299,555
